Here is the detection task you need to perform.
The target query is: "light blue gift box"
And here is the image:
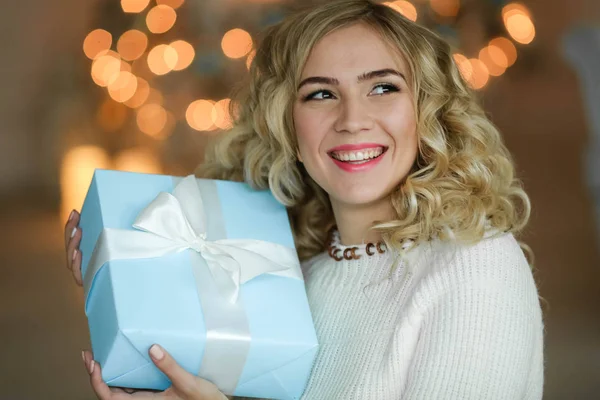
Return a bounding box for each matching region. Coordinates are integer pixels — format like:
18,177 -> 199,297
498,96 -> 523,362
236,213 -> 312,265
79,169 -> 318,400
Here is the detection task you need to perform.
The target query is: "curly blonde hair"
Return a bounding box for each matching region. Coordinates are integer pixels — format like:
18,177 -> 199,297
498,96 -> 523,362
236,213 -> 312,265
198,0 -> 531,263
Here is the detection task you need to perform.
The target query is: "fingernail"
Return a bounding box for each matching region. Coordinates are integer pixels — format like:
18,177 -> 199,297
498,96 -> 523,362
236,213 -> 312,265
89,360 -> 95,374
70,227 -> 77,238
68,210 -> 75,222
81,351 -> 85,364
149,344 -> 164,361
72,249 -> 78,261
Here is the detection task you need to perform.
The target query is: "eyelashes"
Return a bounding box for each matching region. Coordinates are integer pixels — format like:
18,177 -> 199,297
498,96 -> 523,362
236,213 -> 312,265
302,83 -> 401,102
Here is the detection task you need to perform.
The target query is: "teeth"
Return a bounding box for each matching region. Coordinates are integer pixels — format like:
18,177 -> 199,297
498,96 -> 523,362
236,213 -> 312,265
331,147 -> 384,162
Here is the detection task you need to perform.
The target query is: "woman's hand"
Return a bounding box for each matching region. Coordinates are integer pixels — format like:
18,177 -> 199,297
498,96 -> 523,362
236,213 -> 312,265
65,209 -> 83,286
83,345 -> 229,400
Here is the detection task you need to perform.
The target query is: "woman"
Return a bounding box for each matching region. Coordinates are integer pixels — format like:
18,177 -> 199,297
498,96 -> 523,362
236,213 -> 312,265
64,0 -> 544,398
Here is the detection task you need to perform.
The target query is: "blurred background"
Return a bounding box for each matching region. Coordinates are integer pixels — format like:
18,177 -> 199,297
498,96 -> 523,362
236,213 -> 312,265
0,0 -> 598,398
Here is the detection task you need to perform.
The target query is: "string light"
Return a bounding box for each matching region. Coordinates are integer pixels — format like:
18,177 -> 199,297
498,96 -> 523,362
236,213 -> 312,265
502,3 -> 535,44
121,0 -> 151,13
83,29 -> 112,60
137,103 -> 168,137
124,77 -> 151,108
186,100 -> 216,131
221,29 -> 253,59
117,30 -> 148,61
169,40 -> 195,71
147,44 -> 179,75
146,5 -> 177,34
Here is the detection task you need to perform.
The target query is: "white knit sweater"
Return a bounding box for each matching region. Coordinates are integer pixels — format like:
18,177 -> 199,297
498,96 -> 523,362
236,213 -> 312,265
298,232 -> 544,400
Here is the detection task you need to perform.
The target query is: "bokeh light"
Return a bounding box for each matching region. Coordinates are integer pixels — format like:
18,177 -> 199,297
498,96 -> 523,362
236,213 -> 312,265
136,103 -> 168,137
221,29 -> 253,59
479,46 -> 507,77
430,0 -> 460,18
504,15 -> 535,44
60,145 -> 111,222
384,1 -> 418,22
91,51 -> 122,87
121,0 -> 151,13
124,77 -> 150,108
117,30 -> 148,61
114,148 -> 163,174
212,98 -> 233,130
186,100 -> 216,131
489,37 -> 517,67
156,0 -> 185,9
145,88 -> 165,105
147,44 -> 179,75
453,53 -> 473,81
108,71 -> 138,103
146,5 -> 177,34
170,40 -> 195,71
83,29 -> 112,60
468,58 -> 490,90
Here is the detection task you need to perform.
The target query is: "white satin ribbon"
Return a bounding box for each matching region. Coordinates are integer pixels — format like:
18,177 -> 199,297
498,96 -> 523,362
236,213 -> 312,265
83,175 -> 303,304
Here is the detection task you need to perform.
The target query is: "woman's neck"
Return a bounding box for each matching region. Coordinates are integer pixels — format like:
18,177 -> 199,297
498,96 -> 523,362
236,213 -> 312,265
331,196 -> 395,246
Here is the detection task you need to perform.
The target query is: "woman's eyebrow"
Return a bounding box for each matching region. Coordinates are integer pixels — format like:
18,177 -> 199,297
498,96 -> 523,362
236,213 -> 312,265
297,68 -> 406,90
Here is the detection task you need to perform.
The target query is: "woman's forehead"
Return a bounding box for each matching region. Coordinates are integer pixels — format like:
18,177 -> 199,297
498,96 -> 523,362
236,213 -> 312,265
300,24 -> 409,78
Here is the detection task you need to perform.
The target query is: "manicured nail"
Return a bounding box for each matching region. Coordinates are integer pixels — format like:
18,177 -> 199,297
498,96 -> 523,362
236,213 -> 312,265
68,210 -> 75,222
89,360 -> 95,374
149,344 -> 164,361
70,227 -> 77,238
72,249 -> 78,262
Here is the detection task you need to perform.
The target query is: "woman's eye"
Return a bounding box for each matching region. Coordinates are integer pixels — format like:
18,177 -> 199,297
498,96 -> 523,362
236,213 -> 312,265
304,89 -> 334,101
371,83 -> 400,96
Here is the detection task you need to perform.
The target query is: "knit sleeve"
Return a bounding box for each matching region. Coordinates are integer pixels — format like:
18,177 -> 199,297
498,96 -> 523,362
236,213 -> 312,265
401,279 -> 544,400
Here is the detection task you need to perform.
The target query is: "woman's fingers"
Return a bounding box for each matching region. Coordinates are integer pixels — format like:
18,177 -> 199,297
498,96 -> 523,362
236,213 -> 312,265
72,247 -> 83,286
64,210 -> 80,251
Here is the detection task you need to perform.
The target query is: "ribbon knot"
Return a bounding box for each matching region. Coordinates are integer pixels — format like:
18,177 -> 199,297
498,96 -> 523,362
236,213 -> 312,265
83,175 -> 303,305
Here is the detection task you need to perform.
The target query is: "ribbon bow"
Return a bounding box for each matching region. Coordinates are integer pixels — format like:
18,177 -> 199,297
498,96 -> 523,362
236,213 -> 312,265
83,175 -> 302,305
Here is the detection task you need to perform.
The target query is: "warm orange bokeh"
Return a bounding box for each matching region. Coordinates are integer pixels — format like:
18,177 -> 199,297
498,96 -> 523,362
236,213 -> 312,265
60,146 -> 111,222
147,44 -> 179,75
468,58 -> 490,90
156,0 -> 185,9
479,46 -> 507,77
91,51 -> 122,87
212,99 -> 233,130
505,13 -> 535,44
108,71 -> 138,103
384,1 -> 417,22
83,29 -> 112,60
117,30 -> 148,61
186,100 -> 216,131
121,0 -> 151,13
170,40 -> 195,71
221,29 -> 253,59
489,37 -> 517,67
146,5 -> 177,34
453,53 -> 473,81
430,0 -> 460,18
124,77 -> 151,108
137,103 -> 168,137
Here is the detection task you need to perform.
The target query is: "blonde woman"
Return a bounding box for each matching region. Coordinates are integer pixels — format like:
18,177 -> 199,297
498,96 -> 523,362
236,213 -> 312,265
64,0 -> 544,398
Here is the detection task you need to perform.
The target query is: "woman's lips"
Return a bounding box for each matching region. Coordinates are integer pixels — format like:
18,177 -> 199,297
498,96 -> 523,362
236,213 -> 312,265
328,146 -> 388,173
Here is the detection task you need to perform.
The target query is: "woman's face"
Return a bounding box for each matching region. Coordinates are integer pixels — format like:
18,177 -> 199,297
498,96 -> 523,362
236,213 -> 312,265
293,23 -> 418,208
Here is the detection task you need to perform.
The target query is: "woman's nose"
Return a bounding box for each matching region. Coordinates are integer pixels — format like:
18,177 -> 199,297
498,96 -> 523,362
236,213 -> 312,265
333,97 -> 374,134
